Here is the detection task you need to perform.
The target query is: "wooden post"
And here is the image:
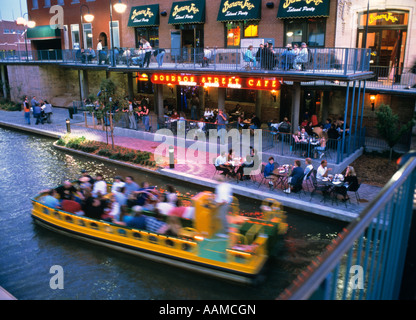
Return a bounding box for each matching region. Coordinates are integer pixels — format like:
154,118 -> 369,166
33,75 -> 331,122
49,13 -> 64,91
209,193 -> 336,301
92,112 -> 96,129
84,111 -> 88,127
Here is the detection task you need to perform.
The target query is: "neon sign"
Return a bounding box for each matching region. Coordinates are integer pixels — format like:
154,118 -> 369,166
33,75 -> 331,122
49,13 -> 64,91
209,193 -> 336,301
151,74 -> 280,91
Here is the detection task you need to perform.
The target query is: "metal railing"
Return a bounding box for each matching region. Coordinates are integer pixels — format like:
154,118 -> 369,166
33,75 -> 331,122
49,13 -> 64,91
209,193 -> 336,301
277,156 -> 416,300
0,47 -> 372,75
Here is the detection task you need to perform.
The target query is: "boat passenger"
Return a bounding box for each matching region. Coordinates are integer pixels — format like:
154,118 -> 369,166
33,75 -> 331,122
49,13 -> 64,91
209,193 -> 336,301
102,194 -> 121,222
124,176 -> 139,196
165,185 -> 178,205
61,194 -> 84,215
92,173 -> 107,197
145,211 -> 167,234
111,176 -> 125,194
119,206 -> 146,229
55,180 -> 84,201
42,189 -> 61,209
83,196 -> 107,220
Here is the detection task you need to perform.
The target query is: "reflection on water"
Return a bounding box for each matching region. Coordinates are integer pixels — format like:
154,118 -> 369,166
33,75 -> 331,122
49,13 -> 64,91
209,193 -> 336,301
0,128 -> 346,299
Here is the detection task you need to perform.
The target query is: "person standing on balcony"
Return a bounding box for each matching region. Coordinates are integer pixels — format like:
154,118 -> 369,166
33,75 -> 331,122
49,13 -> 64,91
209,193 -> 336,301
294,42 -> 309,70
153,48 -> 166,67
97,40 -> 103,65
128,100 -> 137,130
243,45 -> 256,69
142,104 -> 150,132
141,38 -> 152,68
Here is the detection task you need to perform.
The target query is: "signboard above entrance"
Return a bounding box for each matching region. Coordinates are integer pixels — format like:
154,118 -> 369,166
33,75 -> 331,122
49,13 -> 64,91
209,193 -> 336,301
168,0 -> 206,25
277,0 -> 330,19
151,73 -> 281,91
128,4 -> 160,27
217,0 -> 262,22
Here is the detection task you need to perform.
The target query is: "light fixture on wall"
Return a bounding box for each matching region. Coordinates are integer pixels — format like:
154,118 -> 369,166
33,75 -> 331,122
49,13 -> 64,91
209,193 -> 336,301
271,90 -> 277,102
370,95 -> 376,111
266,2 -> 274,9
161,10 -> 167,17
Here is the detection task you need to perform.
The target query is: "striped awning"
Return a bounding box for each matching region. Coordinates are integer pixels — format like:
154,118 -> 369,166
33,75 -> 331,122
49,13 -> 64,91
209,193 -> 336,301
277,0 -> 330,19
168,0 -> 206,25
217,0 -> 262,22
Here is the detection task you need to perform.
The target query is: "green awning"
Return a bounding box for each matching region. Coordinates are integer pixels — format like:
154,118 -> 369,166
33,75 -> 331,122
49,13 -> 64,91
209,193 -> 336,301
128,4 -> 160,27
27,25 -> 61,40
217,0 -> 261,22
277,0 -> 330,19
168,0 -> 205,25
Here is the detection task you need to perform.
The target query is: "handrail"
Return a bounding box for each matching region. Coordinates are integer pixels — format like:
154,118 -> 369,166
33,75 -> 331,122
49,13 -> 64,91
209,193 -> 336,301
277,156 -> 416,300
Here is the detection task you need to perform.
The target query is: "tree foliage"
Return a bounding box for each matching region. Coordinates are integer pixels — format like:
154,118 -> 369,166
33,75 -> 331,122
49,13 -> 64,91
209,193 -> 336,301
375,104 -> 414,159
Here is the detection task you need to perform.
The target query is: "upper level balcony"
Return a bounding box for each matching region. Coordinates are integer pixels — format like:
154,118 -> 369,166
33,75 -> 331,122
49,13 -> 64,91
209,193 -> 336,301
0,47 -> 374,81
1,47 -> 414,93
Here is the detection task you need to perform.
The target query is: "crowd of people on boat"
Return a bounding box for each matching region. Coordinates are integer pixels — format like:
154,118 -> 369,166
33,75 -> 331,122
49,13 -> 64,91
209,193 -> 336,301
41,171 -> 195,236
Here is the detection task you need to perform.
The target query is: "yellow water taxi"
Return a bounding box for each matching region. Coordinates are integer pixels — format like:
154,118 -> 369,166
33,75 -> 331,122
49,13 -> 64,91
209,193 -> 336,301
31,189 -> 287,284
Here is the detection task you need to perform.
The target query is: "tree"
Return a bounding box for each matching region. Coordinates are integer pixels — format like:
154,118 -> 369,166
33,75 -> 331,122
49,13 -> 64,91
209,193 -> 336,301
375,104 -> 415,160
94,78 -> 128,148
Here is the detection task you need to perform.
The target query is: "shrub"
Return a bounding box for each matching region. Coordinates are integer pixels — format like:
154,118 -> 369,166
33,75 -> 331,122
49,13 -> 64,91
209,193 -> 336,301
98,149 -> 113,157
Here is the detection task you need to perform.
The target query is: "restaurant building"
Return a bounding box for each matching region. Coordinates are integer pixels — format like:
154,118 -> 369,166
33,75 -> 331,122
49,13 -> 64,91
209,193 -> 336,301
5,0 -> 414,155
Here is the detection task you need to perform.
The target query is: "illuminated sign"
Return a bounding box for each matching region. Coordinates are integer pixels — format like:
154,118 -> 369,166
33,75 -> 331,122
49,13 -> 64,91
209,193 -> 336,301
151,74 -> 280,91
369,12 -> 399,24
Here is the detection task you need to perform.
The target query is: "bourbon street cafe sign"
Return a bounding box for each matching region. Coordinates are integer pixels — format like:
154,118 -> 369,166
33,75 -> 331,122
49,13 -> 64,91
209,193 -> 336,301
168,0 -> 206,25
151,73 -> 281,91
128,4 -> 160,27
217,0 -> 262,22
277,0 -> 330,19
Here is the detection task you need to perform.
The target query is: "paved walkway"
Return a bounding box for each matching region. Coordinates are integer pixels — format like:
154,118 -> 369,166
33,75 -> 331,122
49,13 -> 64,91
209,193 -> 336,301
0,108 -> 383,222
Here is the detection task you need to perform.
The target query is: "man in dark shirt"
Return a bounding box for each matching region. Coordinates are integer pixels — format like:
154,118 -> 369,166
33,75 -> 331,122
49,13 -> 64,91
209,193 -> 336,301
55,180 -> 82,201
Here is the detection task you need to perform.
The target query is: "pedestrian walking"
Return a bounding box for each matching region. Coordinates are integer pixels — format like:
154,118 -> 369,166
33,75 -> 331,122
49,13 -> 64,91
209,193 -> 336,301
23,96 -> 30,125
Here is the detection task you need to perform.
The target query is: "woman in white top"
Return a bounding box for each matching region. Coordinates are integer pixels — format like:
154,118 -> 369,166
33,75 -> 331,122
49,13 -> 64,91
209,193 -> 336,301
92,174 -> 108,197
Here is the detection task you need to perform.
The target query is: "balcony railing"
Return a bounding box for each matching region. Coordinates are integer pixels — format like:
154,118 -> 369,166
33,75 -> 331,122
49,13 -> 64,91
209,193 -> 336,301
277,156 -> 416,300
0,47 -> 371,76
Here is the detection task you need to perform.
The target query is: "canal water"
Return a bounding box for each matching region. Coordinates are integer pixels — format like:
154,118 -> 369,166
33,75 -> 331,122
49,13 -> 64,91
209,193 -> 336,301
0,127 -> 346,300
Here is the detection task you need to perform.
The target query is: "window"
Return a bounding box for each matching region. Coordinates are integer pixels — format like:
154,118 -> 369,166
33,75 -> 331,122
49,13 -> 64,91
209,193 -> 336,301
32,0 -> 39,9
109,21 -> 120,48
225,21 -> 259,48
57,0 -> 65,5
3,29 -> 10,34
82,23 -> 93,49
135,27 -> 159,49
70,24 -> 80,49
284,19 -> 326,47
226,89 -> 256,103
71,0 -> 80,4
44,0 -> 51,8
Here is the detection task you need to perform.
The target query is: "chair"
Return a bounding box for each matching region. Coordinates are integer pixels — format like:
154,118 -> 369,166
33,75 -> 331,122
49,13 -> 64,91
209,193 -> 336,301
309,170 -> 329,202
212,157 -> 220,179
347,180 -> 361,203
303,168 -> 314,191
258,162 -> 278,189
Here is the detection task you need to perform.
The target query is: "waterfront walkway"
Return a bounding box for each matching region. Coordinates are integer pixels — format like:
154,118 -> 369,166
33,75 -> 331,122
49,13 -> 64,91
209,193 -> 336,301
0,108 -> 382,222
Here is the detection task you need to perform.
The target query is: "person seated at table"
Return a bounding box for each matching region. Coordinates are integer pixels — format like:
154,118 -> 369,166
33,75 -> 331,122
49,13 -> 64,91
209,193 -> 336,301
299,127 -> 309,142
323,118 -> 332,131
305,121 -> 314,136
314,136 -> 327,159
327,123 -> 340,140
215,152 -> 233,177
284,160 -> 304,194
313,124 -> 324,138
249,114 -> 261,131
264,157 -> 278,188
237,115 -> 248,130
334,166 -> 359,202
303,158 -> 313,178
195,117 -> 206,137
316,160 -> 332,182
236,148 -> 258,181
227,149 -> 234,162
279,117 -> 291,133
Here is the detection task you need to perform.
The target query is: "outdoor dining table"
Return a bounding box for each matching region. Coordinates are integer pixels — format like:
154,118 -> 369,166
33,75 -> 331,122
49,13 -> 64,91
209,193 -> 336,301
294,138 -> 320,158
319,175 -> 345,204
272,166 -> 291,190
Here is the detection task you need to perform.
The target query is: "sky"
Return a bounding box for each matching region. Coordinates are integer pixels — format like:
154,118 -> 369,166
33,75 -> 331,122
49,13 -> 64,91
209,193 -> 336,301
0,0 -> 28,21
